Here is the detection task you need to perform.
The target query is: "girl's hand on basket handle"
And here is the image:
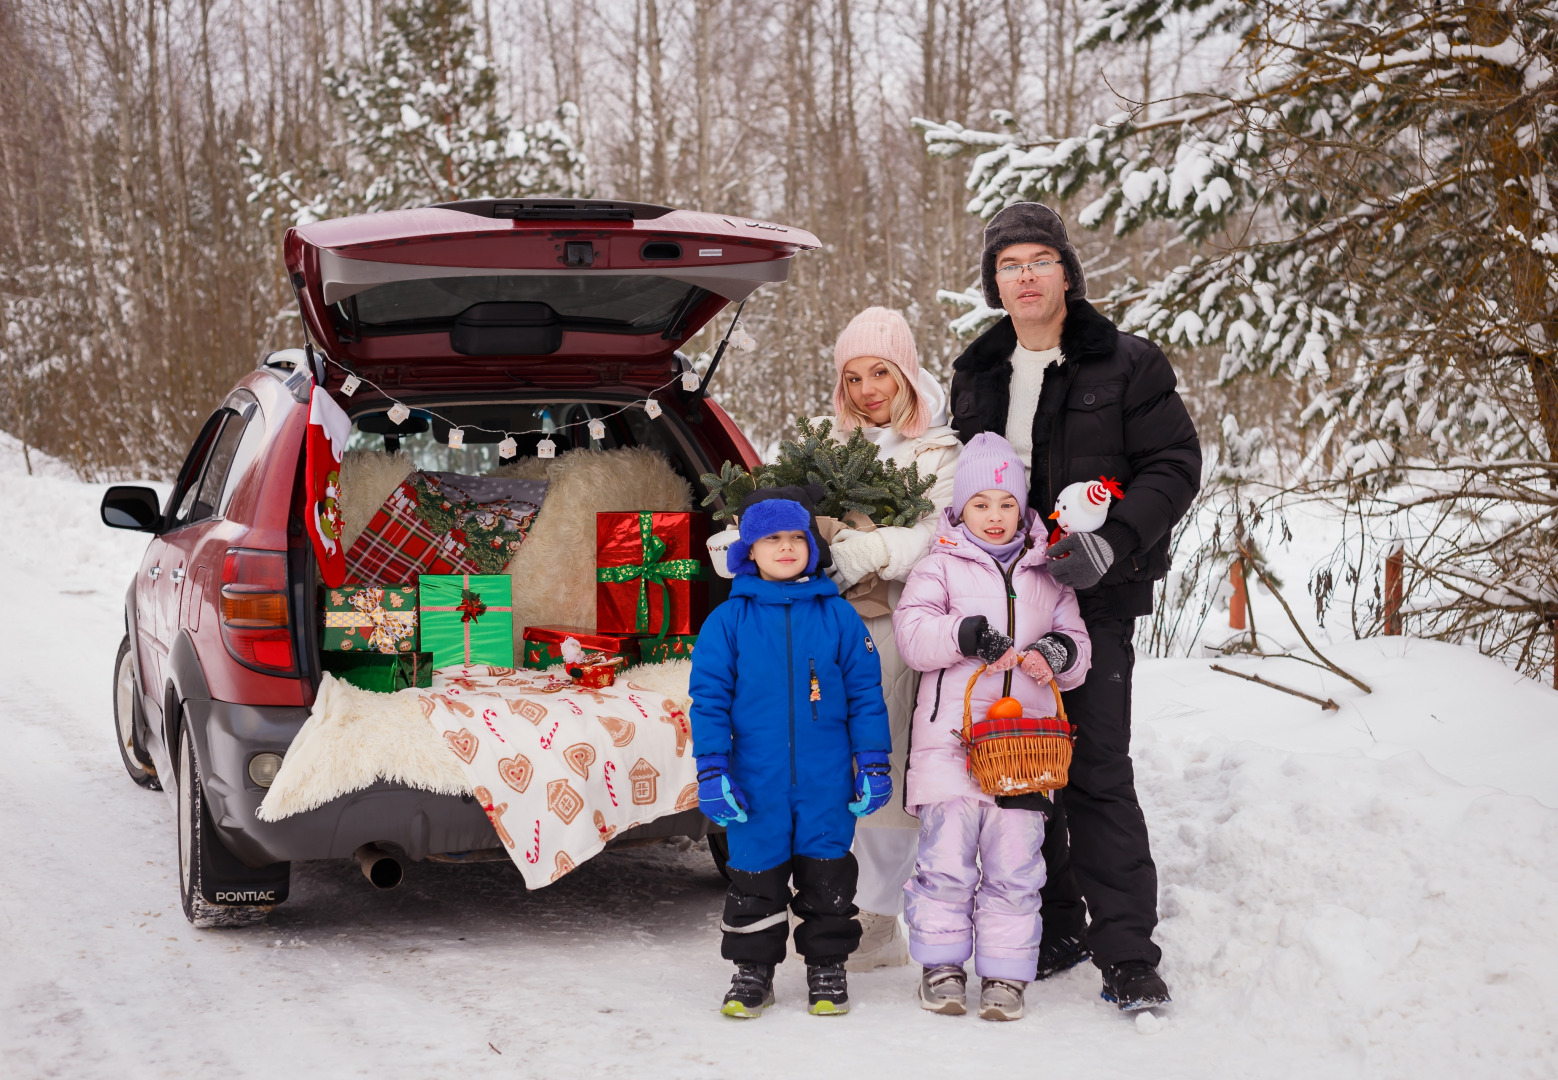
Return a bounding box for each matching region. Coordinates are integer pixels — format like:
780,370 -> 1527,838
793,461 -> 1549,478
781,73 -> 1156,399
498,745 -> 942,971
987,647 -> 1022,674
1019,650 -> 1054,685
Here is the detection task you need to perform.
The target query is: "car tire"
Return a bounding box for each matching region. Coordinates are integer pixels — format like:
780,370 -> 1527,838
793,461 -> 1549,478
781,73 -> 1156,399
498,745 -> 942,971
113,635 -> 161,790
708,830 -> 731,881
177,725 -> 286,928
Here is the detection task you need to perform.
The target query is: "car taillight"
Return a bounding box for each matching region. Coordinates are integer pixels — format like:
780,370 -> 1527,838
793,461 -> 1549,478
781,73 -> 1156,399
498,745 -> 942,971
220,548 -> 293,671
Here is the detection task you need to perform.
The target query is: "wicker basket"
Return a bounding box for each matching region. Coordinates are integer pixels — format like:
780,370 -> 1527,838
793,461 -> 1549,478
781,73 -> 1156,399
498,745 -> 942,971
960,663 -> 1073,795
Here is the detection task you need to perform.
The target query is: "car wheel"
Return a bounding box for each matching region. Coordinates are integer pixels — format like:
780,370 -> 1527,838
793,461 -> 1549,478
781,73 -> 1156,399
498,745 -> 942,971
113,635 -> 161,790
708,830 -> 731,881
177,726 -> 283,928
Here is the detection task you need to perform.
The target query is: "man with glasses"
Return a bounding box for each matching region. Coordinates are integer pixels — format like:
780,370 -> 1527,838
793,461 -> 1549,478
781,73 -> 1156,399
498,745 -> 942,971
947,202 -> 1201,1011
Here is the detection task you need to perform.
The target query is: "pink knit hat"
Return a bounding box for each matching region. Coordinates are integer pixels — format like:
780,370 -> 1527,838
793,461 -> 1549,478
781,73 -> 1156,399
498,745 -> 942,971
832,307 -> 931,438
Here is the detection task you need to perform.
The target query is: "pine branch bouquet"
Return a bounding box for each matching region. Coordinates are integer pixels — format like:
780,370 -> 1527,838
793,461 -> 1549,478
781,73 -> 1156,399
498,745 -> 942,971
701,418 -> 936,526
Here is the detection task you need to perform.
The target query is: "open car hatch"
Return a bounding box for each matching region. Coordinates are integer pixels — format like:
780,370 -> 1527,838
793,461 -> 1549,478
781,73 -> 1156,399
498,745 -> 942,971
285,200 -> 818,388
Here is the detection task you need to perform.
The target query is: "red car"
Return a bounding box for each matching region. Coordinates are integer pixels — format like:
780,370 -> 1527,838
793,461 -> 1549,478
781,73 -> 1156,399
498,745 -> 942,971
102,199 -> 817,926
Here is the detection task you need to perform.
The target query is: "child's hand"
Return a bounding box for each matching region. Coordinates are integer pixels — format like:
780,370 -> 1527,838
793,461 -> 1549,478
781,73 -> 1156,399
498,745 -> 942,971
987,647 -> 1022,673
848,751 -> 893,817
696,754 -> 749,825
1019,650 -> 1054,684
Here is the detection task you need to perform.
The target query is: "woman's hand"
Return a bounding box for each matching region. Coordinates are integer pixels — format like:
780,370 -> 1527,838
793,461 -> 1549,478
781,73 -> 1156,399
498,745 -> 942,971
1019,650 -> 1054,685
987,647 -> 1022,673
828,529 -> 889,589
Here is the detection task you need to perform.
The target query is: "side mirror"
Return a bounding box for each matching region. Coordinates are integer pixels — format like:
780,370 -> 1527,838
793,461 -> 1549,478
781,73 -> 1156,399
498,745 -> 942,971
101,486 -> 163,532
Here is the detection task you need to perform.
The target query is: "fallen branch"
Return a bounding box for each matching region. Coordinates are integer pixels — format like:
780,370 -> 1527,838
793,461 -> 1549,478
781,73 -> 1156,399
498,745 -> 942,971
1236,535 -> 1373,694
1210,664 -> 1341,711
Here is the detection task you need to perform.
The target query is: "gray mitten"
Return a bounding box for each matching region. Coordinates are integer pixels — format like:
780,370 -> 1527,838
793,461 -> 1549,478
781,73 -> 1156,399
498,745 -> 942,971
958,616 -> 1014,663
1044,531 -> 1115,590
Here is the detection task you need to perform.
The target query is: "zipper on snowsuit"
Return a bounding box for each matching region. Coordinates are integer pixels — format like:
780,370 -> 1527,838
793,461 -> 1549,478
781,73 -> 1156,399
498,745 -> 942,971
808,659 -> 820,724
785,605 -> 796,786
1000,561 -> 1018,697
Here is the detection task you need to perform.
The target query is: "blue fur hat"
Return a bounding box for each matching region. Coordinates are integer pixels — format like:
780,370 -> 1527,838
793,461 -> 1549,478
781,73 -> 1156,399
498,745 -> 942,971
726,494 -> 822,577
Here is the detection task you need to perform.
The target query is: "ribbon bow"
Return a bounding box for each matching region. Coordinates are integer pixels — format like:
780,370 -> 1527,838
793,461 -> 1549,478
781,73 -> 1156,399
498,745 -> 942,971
457,589 -> 488,623
347,587 -> 416,652
595,512 -> 706,642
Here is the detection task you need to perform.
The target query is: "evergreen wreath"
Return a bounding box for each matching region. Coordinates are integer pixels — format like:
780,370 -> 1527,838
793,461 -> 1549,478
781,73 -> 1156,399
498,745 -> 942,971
700,418 -> 936,527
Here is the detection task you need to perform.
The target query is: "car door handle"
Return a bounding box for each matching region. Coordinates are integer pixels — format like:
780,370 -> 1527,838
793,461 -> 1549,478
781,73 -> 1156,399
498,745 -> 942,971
148,566 -> 162,579
171,567 -> 185,584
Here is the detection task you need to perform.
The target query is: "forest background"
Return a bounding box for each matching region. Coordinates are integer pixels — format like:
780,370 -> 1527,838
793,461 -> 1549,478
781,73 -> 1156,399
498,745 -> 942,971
1,0 -> 1554,678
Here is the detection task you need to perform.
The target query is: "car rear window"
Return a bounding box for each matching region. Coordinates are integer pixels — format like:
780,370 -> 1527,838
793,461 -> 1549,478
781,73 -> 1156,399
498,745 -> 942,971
342,275 -> 698,335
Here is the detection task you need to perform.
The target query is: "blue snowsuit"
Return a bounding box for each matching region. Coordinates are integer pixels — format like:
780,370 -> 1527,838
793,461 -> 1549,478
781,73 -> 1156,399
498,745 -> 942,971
691,572 -> 891,873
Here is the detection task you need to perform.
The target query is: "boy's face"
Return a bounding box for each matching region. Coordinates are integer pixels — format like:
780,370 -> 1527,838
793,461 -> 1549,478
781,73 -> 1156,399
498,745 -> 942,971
751,530 -> 810,581
961,489 -> 1023,545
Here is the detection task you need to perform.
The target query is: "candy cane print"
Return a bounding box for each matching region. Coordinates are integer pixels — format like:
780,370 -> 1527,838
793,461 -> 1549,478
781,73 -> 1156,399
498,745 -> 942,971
482,708 -> 505,743
539,720 -> 559,749
627,694 -> 649,719
566,700 -> 583,716
603,760 -> 619,807
524,820 -> 541,864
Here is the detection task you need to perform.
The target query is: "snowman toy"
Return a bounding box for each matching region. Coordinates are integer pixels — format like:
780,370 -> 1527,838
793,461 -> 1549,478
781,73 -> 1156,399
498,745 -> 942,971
1048,477 -> 1125,545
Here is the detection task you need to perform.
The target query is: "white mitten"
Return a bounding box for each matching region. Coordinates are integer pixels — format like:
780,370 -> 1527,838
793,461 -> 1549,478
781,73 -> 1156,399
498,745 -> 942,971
828,529 -> 889,590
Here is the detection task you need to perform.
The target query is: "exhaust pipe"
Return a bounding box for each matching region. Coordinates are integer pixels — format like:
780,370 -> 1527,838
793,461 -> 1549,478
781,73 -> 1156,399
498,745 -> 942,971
355,843 -> 404,890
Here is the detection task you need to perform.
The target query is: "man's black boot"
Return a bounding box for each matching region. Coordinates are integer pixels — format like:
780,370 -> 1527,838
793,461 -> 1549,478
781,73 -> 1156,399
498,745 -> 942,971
1100,960 -> 1171,1011
1033,934 -> 1091,980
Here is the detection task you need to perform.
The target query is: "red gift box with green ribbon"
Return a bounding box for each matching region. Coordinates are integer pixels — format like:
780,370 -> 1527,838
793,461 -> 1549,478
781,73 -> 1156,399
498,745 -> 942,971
594,512 -> 708,642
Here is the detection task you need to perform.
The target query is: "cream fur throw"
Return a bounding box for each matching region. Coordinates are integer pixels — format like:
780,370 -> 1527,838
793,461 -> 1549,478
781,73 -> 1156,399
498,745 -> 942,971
335,446 -> 693,652
257,660 -> 694,820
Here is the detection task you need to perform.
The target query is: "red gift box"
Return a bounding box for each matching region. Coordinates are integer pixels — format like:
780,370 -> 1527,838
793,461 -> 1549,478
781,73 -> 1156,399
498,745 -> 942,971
595,512 -> 709,640
521,625 -> 641,670
568,657 -> 624,689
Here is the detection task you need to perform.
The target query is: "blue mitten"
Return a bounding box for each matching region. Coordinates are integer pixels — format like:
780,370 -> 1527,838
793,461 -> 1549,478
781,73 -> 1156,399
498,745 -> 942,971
849,750 -> 893,817
696,754 -> 749,825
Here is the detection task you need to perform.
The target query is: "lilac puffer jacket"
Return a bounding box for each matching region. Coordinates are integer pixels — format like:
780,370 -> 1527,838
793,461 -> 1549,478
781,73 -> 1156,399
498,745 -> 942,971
893,510 -> 1092,811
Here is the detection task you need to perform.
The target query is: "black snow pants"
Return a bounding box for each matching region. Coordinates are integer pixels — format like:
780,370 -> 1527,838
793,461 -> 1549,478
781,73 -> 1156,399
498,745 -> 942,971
720,853 -> 862,967
1037,617 -> 1162,969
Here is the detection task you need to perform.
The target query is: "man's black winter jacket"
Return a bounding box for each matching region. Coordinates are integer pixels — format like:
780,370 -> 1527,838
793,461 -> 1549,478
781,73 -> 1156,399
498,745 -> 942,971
948,298 -> 1202,621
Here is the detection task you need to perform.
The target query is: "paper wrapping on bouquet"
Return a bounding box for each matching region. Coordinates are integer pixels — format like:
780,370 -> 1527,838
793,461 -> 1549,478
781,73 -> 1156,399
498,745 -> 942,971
321,650 -> 436,692
322,584 -> 419,653
595,512 -> 709,642
521,626 -> 641,671
420,574 -> 515,670
343,471 -> 541,585
638,634 -> 697,665
415,665 -> 698,889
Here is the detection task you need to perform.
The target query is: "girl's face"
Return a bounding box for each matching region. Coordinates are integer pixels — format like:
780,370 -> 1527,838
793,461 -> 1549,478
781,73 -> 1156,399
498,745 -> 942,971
841,354 -> 900,427
961,489 -> 1023,545
751,530 -> 810,581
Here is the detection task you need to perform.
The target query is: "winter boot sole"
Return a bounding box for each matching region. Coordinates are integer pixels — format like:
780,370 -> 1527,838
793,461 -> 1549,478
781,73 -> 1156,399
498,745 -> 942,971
1100,989 -> 1171,1013
978,1000 -> 1023,1021
721,990 -> 775,1018
808,999 -> 850,1016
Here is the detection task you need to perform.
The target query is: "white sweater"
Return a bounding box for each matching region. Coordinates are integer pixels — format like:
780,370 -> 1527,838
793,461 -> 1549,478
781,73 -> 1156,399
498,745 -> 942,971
1004,343 -> 1063,468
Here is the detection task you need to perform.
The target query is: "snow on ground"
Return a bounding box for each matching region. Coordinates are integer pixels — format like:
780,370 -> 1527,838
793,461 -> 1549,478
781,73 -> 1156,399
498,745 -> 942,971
1,435 -> 1555,1079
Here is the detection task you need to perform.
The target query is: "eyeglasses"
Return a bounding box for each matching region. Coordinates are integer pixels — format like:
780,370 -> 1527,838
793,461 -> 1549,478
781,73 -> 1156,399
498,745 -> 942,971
995,259 -> 1063,279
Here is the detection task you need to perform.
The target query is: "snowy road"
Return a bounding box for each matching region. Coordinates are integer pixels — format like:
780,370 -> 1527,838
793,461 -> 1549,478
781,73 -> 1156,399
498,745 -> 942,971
2,439 -> 1556,1078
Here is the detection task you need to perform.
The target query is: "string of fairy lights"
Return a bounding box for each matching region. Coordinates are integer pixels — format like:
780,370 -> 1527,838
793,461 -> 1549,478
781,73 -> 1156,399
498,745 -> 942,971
303,303 -> 753,460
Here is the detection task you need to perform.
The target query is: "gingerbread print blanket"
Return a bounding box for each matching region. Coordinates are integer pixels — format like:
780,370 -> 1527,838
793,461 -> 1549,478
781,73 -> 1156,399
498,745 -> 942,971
416,665 -> 699,889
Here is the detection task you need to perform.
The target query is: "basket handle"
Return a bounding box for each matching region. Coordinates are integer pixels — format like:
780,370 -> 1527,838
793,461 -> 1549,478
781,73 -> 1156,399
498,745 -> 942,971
960,660 -> 1069,740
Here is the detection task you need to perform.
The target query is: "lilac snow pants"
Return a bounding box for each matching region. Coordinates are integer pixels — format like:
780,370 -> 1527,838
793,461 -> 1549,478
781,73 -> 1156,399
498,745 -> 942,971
902,797 -> 1047,982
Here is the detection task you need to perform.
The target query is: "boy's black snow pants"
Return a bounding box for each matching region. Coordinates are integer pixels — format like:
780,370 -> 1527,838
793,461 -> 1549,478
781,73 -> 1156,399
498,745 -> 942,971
1037,617 -> 1163,969
720,853 -> 862,967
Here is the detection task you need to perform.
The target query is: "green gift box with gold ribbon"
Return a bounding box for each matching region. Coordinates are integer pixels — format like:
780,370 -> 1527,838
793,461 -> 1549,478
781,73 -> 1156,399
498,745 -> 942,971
418,573 -> 515,670
595,512 -> 708,642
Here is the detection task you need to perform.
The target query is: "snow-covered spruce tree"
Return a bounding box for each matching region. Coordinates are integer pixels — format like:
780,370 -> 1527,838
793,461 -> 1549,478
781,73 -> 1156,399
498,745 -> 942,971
918,1 -> 1558,675
245,0 -> 585,226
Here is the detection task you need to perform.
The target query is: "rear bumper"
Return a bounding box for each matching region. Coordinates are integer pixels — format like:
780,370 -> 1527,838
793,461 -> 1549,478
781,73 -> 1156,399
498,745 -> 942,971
186,697 -> 498,866
186,698 -> 712,867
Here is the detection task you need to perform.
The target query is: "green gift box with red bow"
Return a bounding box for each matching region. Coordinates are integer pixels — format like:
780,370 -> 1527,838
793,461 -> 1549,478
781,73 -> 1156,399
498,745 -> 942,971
418,573 -> 514,670
595,512 -> 708,641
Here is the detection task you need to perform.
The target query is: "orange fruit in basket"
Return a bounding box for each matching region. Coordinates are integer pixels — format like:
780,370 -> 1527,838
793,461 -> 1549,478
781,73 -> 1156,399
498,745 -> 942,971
986,696 -> 1024,720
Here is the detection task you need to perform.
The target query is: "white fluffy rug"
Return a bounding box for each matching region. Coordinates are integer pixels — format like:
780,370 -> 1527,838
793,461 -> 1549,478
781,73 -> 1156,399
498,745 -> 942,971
257,660 -> 694,821
335,446 -> 694,652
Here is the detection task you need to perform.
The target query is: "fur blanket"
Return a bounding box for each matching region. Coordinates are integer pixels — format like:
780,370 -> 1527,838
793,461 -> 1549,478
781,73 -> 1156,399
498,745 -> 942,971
335,446 -> 694,650
257,660 -> 694,822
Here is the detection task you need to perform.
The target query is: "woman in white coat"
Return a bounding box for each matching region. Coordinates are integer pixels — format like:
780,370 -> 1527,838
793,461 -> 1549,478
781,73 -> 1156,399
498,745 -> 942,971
818,307 -> 961,970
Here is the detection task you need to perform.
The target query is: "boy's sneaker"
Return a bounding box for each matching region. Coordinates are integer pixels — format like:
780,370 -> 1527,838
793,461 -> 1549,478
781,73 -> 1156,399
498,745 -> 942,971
720,963 -> 776,1018
806,963 -> 850,1015
846,911 -> 910,971
978,978 -> 1026,1021
1100,960 -> 1171,1011
918,964 -> 968,1015
1033,934 -> 1091,980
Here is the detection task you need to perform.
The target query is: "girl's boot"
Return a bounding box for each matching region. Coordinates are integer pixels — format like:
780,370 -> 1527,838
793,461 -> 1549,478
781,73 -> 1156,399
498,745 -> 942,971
978,977 -> 1026,1021
918,964 -> 968,1015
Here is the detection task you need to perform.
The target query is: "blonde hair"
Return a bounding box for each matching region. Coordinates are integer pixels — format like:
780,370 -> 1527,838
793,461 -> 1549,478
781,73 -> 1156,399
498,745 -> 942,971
836,358 -> 922,436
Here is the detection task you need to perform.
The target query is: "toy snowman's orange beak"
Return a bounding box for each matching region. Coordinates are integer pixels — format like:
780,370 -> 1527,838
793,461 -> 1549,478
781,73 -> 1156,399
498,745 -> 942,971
1048,511 -> 1059,520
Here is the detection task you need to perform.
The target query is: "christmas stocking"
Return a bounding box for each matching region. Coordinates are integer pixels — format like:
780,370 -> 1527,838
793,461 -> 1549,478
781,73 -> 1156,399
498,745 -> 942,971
306,384 -> 353,587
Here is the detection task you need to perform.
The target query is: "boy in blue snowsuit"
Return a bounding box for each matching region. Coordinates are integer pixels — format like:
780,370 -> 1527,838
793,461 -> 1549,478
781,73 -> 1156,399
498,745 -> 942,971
690,487 -> 893,1018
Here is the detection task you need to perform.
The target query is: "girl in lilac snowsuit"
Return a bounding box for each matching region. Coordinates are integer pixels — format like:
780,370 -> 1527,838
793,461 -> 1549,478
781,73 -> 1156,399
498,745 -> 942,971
892,432 -> 1092,1021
